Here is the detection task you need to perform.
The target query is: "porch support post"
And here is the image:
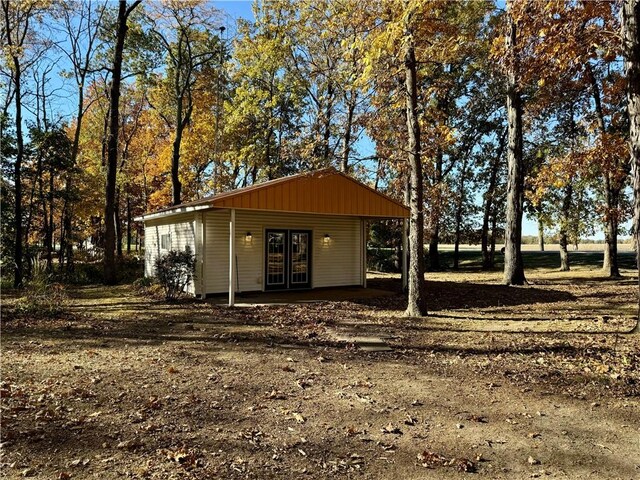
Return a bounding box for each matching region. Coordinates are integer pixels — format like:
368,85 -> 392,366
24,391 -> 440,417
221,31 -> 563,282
229,209 -> 236,307
195,212 -> 205,299
402,218 -> 408,291
362,219 -> 368,288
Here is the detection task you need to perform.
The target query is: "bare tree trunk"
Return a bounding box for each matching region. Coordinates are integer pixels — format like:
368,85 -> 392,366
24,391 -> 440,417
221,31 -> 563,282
537,215 -> 545,252
171,109 -> 184,206
322,80 -> 333,164
126,195 -> 132,253
3,0 -> 25,288
341,92 -> 356,173
104,0 -> 141,284
503,10 -> 526,285
428,150 -> 443,270
481,128 -> 506,270
403,21 -> 427,317
603,187 -> 621,277
115,188 -> 123,258
46,171 -> 55,271
490,212 -> 497,266
453,158 -> 469,270
559,183 -> 572,271
623,0 -> 640,333
588,63 -> 622,277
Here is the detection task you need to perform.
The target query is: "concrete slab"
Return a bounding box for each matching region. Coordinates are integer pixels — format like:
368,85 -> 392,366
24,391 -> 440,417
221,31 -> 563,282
206,286 -> 395,306
333,334 -> 392,352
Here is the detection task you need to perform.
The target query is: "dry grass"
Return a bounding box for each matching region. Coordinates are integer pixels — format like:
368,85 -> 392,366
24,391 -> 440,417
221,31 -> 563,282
1,267 -> 638,479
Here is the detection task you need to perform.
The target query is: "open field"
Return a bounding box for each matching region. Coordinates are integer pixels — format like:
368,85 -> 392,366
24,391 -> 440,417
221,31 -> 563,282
435,248 -> 636,272
1,258 -> 639,479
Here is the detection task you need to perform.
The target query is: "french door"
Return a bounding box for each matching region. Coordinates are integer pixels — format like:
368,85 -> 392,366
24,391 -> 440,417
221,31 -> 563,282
265,229 -> 311,290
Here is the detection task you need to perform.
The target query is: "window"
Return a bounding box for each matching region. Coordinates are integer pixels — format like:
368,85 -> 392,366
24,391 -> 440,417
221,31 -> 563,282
160,233 -> 171,250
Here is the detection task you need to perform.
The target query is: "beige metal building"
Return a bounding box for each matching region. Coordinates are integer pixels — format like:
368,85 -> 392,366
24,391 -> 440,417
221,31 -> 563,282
136,168 -> 409,305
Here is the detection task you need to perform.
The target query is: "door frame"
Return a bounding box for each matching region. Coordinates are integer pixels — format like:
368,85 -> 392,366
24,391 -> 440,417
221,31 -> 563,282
264,228 -> 312,291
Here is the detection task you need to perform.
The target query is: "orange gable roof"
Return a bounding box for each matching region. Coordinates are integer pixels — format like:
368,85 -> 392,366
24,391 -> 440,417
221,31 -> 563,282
141,168 -> 409,219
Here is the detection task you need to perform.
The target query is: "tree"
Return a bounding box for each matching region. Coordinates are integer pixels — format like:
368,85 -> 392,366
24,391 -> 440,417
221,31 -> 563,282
145,0 -> 222,206
1,0 -> 47,287
104,0 -> 141,285
501,4 -> 526,285
224,2 -> 304,185
53,0 -> 107,272
402,8 -> 427,317
622,0 -> 640,333
513,1 -> 627,278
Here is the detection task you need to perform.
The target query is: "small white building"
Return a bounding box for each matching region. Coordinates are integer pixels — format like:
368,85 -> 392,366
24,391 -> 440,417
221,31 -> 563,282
136,168 -> 409,305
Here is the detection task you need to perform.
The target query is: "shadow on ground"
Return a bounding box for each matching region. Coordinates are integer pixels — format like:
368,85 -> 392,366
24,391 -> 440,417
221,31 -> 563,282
363,278 -> 576,311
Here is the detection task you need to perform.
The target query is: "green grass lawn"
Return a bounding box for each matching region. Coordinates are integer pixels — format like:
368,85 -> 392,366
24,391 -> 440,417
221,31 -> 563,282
438,250 -> 637,271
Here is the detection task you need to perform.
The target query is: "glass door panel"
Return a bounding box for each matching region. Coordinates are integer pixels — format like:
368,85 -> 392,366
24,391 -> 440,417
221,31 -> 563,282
265,229 -> 311,290
266,231 -> 286,287
290,232 -> 309,285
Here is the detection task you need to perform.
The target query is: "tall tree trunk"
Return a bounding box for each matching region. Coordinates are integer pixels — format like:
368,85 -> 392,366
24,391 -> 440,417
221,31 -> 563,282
265,125 -> 274,180
341,93 -> 356,173
588,63 -> 621,277
453,158 -> 469,270
6,32 -> 23,287
559,184 -> 572,272
403,22 -> 427,317
127,195 -> 132,253
115,188 -> 123,258
503,10 -> 526,286
603,185 -> 621,277
537,214 -> 545,252
481,128 -> 506,269
322,80 -> 333,164
622,0 -> 640,333
63,81 -> 86,273
428,150 -> 443,270
104,0 -> 140,285
490,209 -> 497,266
46,171 -> 54,271
41,171 -> 50,271
171,111 -> 184,206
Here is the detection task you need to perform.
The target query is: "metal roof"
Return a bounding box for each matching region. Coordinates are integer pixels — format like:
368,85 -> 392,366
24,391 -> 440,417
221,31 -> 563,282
137,168 -> 409,221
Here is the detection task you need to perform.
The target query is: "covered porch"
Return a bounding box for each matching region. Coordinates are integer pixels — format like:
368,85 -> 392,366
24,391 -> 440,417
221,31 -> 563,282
204,282 -> 398,306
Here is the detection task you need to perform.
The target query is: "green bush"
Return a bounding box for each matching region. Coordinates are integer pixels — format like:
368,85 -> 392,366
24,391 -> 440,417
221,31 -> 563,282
367,247 -> 399,273
14,258 -> 68,318
154,250 -> 196,300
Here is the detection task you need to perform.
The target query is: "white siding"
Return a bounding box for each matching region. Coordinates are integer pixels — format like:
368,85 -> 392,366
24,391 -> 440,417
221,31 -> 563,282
203,209 -> 363,294
144,213 -> 197,294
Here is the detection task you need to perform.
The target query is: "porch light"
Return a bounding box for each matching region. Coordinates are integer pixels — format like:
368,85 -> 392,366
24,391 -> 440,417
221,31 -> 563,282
323,234 -> 331,244
246,232 -> 253,243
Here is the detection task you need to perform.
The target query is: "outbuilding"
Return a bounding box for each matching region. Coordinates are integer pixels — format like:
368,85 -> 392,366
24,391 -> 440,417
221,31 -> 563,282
136,168 -> 409,305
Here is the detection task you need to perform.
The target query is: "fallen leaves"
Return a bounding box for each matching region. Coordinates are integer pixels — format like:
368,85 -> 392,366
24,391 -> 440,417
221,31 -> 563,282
163,446 -> 203,469
381,423 -> 402,435
1,278 -> 638,479
418,449 -> 476,473
116,438 -> 142,451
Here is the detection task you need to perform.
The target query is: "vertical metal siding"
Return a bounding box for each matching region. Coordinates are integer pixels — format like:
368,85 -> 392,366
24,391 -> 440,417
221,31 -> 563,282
143,213 -> 197,294
202,209 -> 362,294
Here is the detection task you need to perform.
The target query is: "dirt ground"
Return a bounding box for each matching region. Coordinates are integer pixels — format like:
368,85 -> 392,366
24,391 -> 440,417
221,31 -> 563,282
1,267 -> 639,479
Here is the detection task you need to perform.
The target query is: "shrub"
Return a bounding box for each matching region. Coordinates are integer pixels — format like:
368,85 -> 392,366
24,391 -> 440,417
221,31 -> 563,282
13,257 -> 68,318
367,247 -> 399,273
132,276 -> 164,298
154,250 -> 196,300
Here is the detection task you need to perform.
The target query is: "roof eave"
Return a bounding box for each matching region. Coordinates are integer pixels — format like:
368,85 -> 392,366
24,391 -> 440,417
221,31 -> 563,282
134,203 -> 213,222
